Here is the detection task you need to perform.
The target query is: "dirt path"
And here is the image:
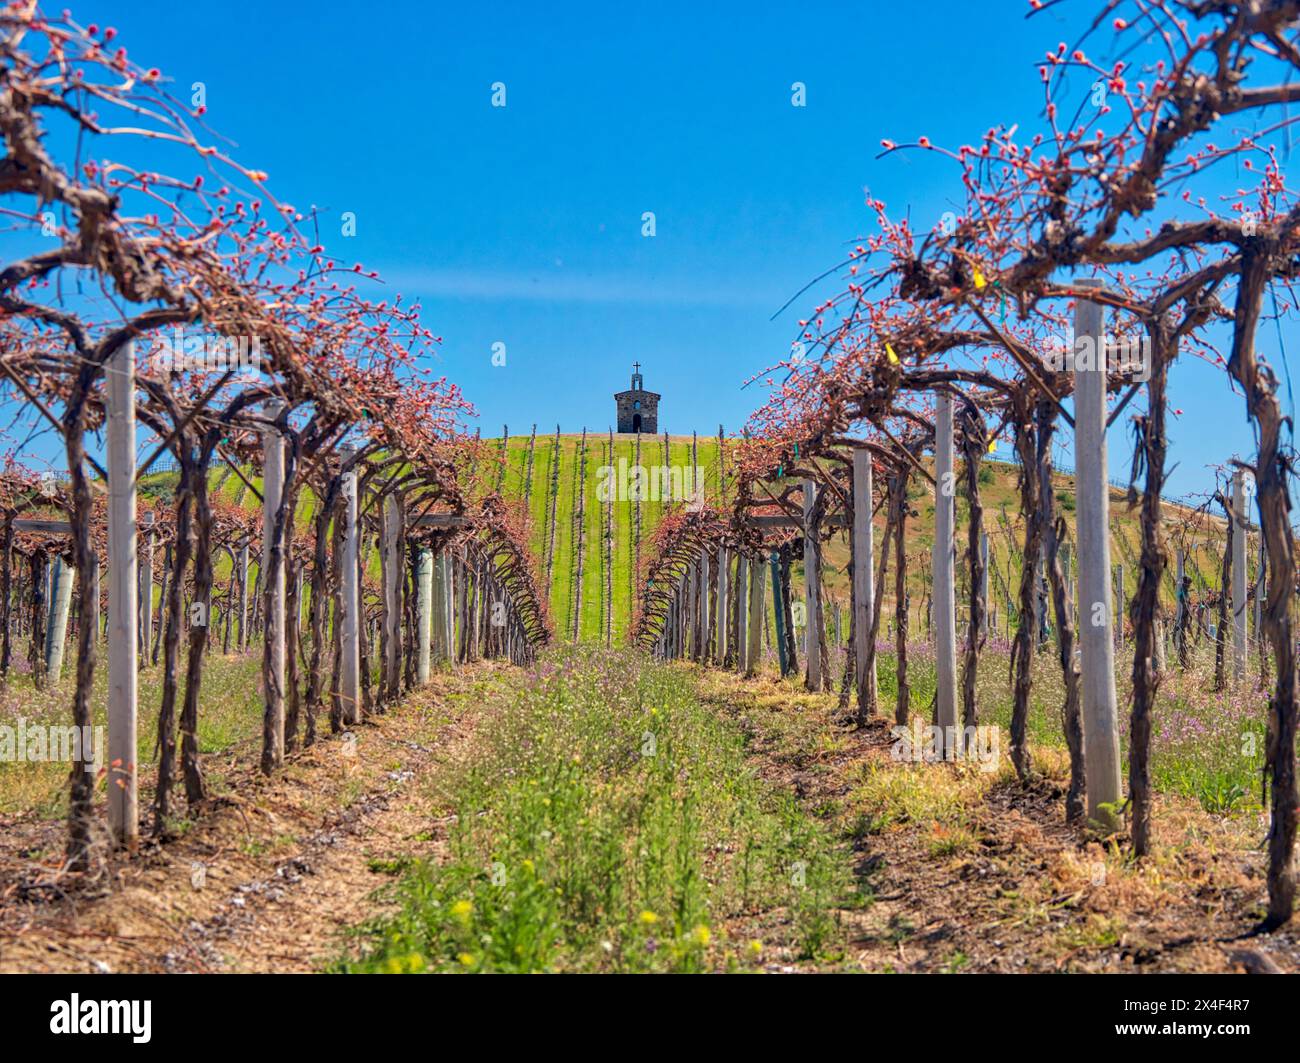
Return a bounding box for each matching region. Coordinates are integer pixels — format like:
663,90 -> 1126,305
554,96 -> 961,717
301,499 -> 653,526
0,666 -> 500,973
698,670 -> 1300,974
5,657 -> 1298,975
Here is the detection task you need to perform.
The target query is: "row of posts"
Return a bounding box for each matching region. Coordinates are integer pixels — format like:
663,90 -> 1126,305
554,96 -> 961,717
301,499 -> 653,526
654,283 -> 1132,821
98,345 -> 533,854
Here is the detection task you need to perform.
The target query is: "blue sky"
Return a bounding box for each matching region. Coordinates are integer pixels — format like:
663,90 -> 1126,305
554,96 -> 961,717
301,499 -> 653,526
33,0 -> 1295,499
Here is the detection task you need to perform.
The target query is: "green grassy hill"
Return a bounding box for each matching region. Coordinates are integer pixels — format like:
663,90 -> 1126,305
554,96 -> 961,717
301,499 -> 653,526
132,439 -> 1234,645
482,433 -> 1235,642
812,458 -> 1233,636
491,429 -> 725,643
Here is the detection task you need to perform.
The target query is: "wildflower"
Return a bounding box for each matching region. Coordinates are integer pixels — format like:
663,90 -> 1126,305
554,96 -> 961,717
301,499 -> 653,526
638,910 -> 659,926
748,940 -> 763,957
691,925 -> 711,947
450,899 -> 473,925
458,952 -> 475,966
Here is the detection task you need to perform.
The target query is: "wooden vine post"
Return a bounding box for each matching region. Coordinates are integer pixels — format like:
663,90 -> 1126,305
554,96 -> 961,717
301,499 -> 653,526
1073,282 -> 1123,820
979,533 -> 990,640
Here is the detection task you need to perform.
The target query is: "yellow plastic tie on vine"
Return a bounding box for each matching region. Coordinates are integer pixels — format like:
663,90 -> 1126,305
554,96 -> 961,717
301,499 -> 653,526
885,343 -> 899,365
973,267 -> 987,290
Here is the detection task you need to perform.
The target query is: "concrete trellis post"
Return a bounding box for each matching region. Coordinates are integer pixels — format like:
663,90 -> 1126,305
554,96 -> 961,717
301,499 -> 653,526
1058,541 -> 1074,627
715,547 -> 729,665
92,554 -> 102,641
430,550 -> 445,660
44,556 -> 74,680
803,479 -> 822,692
237,538 -> 250,652
1073,281 -> 1123,819
683,572 -> 690,660
139,511 -> 155,664
769,550 -> 788,676
455,548 -> 470,663
702,551 -> 711,661
696,552 -> 710,662
735,553 -> 748,673
683,563 -> 695,659
417,548 -> 434,684
442,550 -> 456,671
262,399 -> 287,768
852,448 -> 876,713
1254,537 -> 1266,651
470,557 -> 483,661
106,339 -> 139,850
381,493 -> 402,694
691,561 -> 699,661
747,554 -> 764,677
1115,564 -> 1126,649
1231,469 -> 1248,681
339,451 -> 361,725
933,394 -> 958,755
670,591 -> 679,660
1174,548 -> 1186,658
1034,553 -> 1046,649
